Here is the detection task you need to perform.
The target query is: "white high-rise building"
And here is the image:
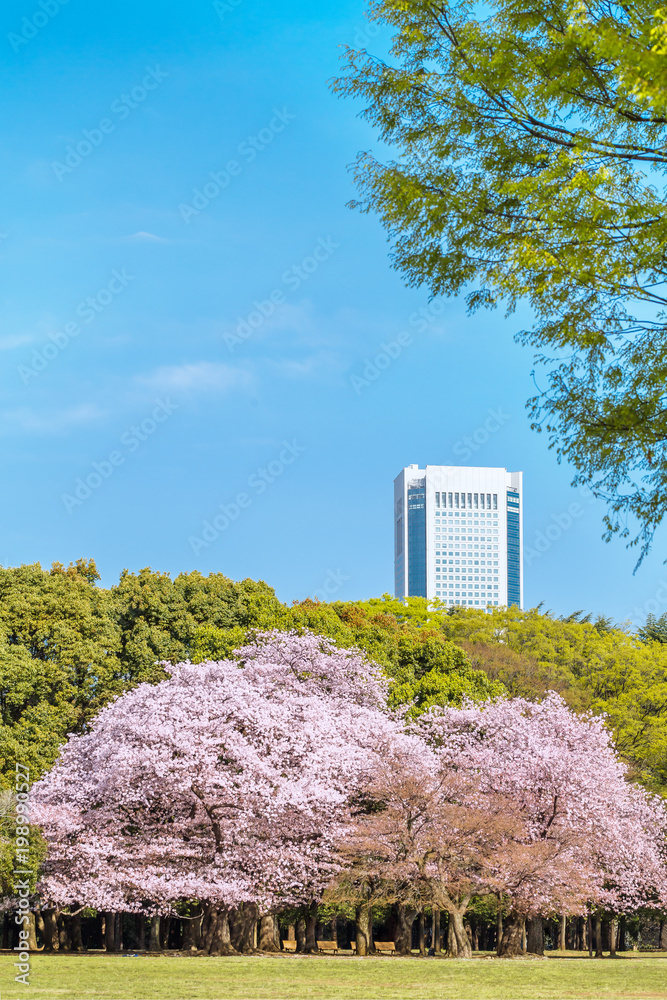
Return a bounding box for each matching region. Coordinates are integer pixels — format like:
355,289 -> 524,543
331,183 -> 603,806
394,465 -> 523,608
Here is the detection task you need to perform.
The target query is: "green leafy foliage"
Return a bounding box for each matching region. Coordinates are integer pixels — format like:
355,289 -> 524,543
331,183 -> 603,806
333,0 -> 667,562
3,561 -> 667,798
0,561 -> 121,785
0,564 -> 283,787
0,790 -> 46,896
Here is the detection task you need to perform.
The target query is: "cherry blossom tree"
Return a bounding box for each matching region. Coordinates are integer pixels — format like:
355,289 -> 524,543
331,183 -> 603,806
32,632 -> 400,953
336,693 -> 667,957
431,694 -> 667,950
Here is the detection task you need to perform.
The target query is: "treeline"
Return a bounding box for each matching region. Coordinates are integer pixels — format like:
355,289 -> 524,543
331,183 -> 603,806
4,902 -> 665,956
1,560 -> 667,793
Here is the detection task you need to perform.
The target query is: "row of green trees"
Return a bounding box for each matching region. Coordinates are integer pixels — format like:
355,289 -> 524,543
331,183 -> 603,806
2,559 -> 667,798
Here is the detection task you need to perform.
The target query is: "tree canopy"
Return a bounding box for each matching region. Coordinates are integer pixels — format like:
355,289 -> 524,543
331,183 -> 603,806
3,562 -> 667,798
333,0 -> 667,562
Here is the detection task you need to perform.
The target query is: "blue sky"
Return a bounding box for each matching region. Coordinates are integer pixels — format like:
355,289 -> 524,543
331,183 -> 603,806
0,0 -> 664,626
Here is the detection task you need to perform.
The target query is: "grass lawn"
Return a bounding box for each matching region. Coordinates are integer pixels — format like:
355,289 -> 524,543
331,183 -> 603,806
1,951 -> 666,1000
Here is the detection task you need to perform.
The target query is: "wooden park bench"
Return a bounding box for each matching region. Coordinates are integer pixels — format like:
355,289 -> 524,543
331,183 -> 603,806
317,940 -> 339,954
374,941 -> 396,955
282,940 -> 297,952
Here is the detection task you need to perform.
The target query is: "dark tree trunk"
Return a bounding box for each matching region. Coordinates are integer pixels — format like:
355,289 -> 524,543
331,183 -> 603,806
116,912 -> 123,952
104,912 -> 116,953
434,908 -> 441,954
392,904 -> 416,955
498,912 -> 524,957
618,916 -> 626,952
182,917 -> 196,952
559,915 -> 566,951
229,904 -> 257,954
2,912 -> 11,950
296,916 -> 306,953
446,909 -> 472,958
149,915 -> 160,952
418,912 -> 425,955
160,916 -> 171,950
25,912 -> 38,951
594,912 -> 603,958
332,915 -> 338,946
35,909 -> 46,951
447,915 -> 457,957
609,918 -> 617,957
526,916 -> 544,956
58,912 -> 71,951
258,914 -> 280,952
355,902 -> 371,957
209,909 -> 237,956
587,914 -> 593,958
659,919 -> 667,951
71,912 -> 84,952
305,902 -> 317,954
496,898 -> 503,956
136,914 -> 146,951
201,906 -> 215,954
43,910 -> 59,952
193,911 -> 203,950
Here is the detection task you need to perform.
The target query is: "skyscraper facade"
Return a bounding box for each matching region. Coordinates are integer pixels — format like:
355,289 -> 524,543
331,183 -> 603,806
394,465 -> 523,608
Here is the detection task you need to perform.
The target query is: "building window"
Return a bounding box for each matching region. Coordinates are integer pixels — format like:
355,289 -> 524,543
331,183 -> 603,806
395,516 -> 403,557
407,479 -> 427,598
506,490 -> 521,607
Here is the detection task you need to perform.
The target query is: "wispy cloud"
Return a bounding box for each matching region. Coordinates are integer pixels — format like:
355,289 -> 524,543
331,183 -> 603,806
267,353 -> 345,379
136,361 -> 253,394
0,334 -> 33,351
0,404 -> 105,435
125,231 -> 169,243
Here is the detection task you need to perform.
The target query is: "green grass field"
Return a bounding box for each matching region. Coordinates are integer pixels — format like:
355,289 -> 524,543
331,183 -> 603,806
1,952 -> 666,1000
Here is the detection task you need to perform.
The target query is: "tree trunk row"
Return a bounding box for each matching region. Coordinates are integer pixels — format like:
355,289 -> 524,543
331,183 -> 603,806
15,906 -> 667,956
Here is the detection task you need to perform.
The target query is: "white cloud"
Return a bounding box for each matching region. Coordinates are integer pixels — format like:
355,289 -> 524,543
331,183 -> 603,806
136,361 -> 253,393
